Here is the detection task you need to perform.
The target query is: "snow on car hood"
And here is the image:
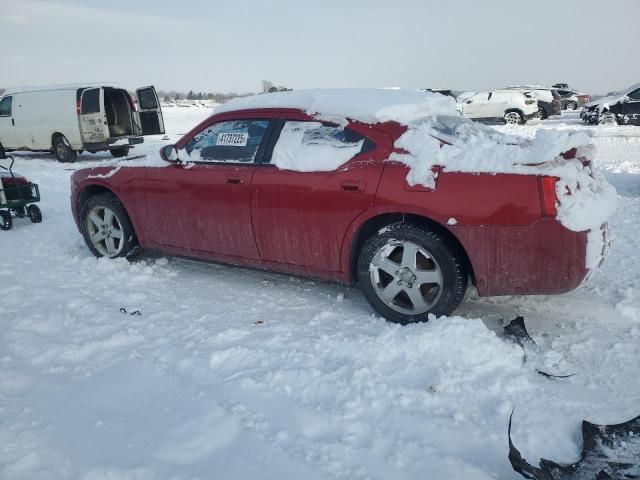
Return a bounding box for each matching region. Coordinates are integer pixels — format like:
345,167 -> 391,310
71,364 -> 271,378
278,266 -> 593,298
586,82 -> 640,109
213,88 -> 458,124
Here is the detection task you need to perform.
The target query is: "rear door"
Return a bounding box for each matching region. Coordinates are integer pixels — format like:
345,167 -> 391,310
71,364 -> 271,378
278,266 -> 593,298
0,96 -> 18,149
250,113 -> 388,272
79,88 -> 109,144
134,86 -> 165,135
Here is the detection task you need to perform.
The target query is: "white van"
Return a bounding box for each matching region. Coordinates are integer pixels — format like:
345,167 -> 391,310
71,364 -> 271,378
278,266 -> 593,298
0,84 -> 165,162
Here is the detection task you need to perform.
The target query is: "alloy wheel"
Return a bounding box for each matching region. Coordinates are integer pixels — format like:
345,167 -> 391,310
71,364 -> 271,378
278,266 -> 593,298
85,206 -> 124,257
369,240 -> 443,315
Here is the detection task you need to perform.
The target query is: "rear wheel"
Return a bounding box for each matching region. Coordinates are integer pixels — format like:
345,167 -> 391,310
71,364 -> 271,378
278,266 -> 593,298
0,143 -> 5,159
81,193 -> 138,258
27,205 -> 42,223
110,148 -> 130,158
358,223 -> 467,324
0,211 -> 12,230
53,135 -> 77,163
565,101 -> 577,110
504,111 -> 522,125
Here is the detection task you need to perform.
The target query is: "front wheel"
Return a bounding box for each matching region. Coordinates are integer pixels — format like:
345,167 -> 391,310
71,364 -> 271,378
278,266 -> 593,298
504,111 -> 522,125
27,205 -> 42,223
80,193 -> 138,258
358,223 -> 467,324
53,135 -> 77,163
538,107 -> 547,120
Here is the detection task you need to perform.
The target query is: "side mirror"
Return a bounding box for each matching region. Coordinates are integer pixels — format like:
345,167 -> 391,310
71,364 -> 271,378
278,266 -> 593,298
622,96 -> 630,103
160,144 -> 180,163
466,99 -> 473,104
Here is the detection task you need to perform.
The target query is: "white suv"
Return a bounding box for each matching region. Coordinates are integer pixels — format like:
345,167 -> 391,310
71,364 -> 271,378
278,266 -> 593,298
456,89 -> 538,124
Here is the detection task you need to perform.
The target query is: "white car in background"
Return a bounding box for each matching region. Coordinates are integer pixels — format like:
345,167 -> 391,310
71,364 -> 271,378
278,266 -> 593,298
456,89 -> 538,124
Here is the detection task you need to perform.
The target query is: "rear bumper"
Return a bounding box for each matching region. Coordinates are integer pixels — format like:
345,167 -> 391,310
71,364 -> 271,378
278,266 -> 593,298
83,136 -> 144,151
453,219 -> 596,296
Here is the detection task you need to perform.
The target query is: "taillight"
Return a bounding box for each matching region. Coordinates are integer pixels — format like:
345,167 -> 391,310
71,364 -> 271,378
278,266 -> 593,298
538,176 -> 558,217
525,99 -> 535,105
128,95 -> 137,112
76,99 -> 81,114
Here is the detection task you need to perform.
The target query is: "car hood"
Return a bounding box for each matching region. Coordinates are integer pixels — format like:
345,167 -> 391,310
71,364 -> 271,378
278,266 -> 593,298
586,82 -> 640,108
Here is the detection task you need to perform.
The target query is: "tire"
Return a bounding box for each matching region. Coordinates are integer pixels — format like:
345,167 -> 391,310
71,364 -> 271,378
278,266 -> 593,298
565,101 -> 577,111
538,106 -> 547,120
0,211 -> 12,230
110,148 -> 130,158
357,223 -> 467,324
27,205 -> 42,223
504,111 -> 522,125
0,143 -> 5,159
80,193 -> 138,258
53,135 -> 77,163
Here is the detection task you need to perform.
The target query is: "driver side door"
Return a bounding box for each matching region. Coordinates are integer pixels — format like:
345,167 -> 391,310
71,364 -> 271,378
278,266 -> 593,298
143,116 -> 274,259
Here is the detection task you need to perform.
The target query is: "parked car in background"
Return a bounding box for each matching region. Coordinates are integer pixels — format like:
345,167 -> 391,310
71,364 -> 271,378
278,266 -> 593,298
0,84 -> 165,162
581,83 -> 640,125
69,89 -> 602,324
456,89 -> 538,124
555,88 -> 590,110
507,86 -> 562,119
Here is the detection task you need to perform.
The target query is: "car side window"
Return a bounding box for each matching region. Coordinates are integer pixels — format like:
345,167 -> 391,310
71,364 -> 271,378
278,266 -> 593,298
269,121 -> 375,169
184,119 -> 269,163
0,96 -> 12,117
628,89 -> 640,101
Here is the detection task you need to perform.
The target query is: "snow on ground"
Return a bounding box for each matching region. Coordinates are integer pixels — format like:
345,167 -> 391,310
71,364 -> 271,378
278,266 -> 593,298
1,109 -> 639,479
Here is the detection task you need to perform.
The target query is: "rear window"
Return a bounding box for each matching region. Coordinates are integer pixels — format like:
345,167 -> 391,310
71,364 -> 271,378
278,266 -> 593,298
81,88 -> 100,114
0,96 -> 12,116
138,88 -> 158,110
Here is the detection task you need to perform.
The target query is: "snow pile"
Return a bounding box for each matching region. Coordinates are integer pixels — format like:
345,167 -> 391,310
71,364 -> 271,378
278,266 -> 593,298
214,88 -> 457,124
271,121 -> 364,172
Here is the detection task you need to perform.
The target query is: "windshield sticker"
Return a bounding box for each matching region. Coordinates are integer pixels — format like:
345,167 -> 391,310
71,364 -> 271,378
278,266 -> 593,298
217,132 -> 248,146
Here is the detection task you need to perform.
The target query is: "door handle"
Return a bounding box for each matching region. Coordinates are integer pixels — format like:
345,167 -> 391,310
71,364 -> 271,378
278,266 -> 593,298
12,118 -> 15,126
341,180 -> 364,192
226,176 -> 244,185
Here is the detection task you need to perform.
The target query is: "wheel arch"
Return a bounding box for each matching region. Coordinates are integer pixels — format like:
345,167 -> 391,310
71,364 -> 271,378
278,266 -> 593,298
504,108 -> 524,117
51,132 -> 65,148
345,212 -> 476,287
75,184 -> 137,234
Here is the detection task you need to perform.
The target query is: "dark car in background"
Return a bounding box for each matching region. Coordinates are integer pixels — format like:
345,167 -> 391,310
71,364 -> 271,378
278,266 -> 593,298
581,83 -> 640,125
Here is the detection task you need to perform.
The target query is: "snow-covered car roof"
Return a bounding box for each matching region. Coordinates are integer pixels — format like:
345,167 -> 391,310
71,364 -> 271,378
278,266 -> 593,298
213,88 -> 458,124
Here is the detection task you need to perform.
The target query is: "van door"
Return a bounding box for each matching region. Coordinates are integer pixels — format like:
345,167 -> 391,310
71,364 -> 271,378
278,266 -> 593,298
79,88 -> 109,144
134,86 -> 165,135
0,96 -> 18,149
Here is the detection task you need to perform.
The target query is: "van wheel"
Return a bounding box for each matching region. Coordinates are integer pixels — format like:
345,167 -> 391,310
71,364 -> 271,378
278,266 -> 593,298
81,193 -> 138,258
358,223 -> 467,324
53,135 -> 77,163
110,148 -> 130,158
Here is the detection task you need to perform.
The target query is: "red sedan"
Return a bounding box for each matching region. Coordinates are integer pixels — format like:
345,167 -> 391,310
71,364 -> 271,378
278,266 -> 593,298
70,90 -> 606,324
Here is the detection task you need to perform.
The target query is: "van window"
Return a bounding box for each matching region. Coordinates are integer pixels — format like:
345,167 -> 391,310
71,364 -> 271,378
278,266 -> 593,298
138,89 -> 158,110
81,89 -> 100,114
0,96 -> 12,117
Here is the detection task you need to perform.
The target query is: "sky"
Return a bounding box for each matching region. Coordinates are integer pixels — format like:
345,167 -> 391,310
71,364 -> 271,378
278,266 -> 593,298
1,0 -> 639,95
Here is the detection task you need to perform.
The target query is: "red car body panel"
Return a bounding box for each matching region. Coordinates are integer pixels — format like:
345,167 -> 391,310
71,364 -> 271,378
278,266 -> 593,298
70,107 -> 591,297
